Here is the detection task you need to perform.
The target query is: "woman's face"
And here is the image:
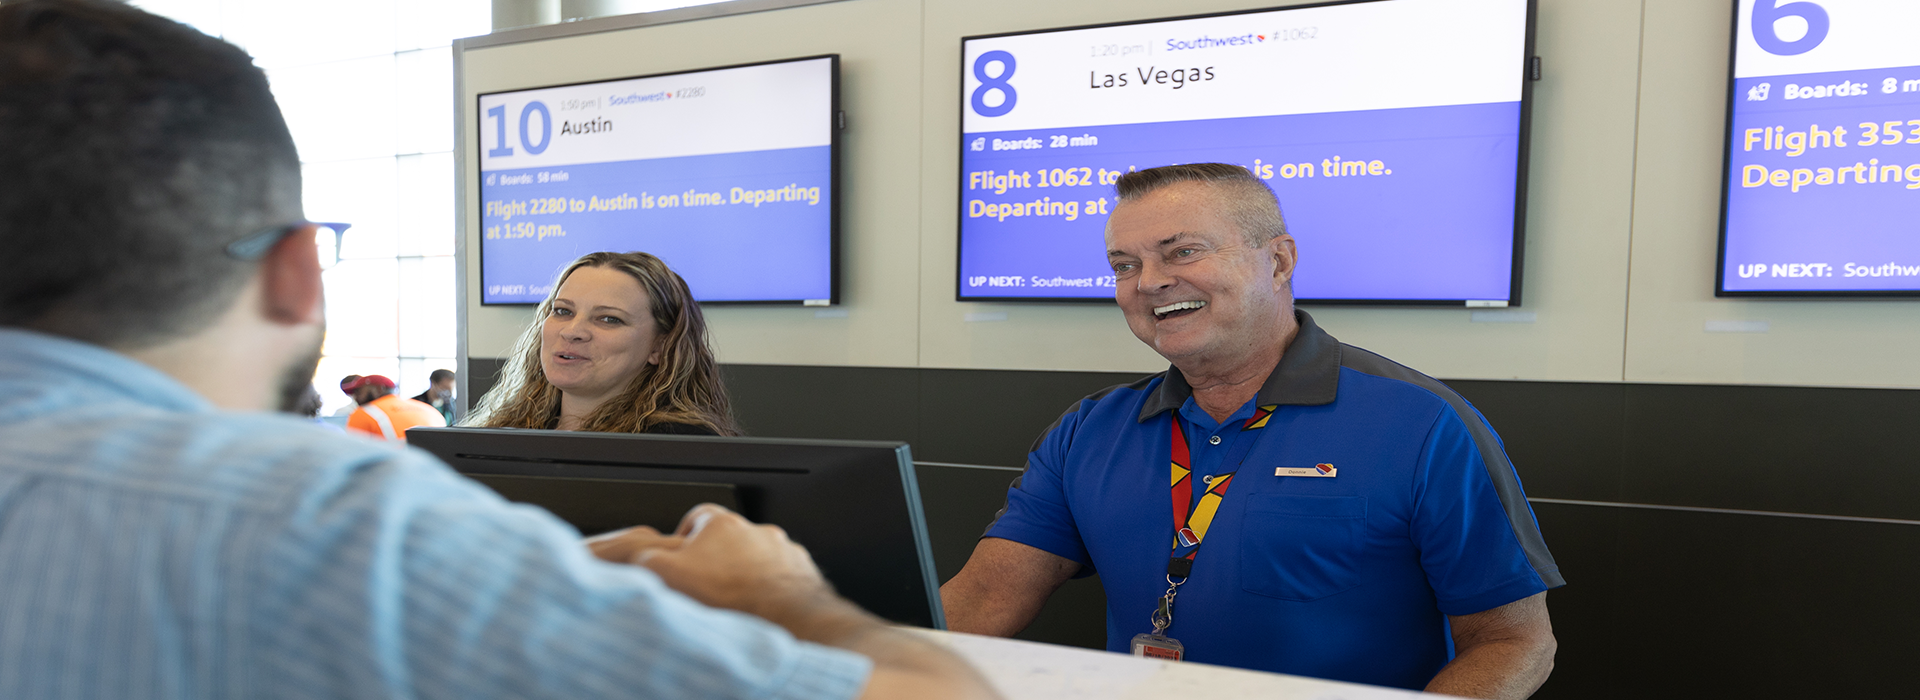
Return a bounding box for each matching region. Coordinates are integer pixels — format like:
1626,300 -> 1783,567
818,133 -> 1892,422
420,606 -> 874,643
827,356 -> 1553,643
540,265 -> 663,403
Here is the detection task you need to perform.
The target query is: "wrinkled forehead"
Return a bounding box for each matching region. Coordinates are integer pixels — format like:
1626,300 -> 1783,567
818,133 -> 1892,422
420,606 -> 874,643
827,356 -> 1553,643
1105,183 -> 1238,252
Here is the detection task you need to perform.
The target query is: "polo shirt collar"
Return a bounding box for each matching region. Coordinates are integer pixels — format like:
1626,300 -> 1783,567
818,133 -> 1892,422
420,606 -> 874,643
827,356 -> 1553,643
1137,310 -> 1341,423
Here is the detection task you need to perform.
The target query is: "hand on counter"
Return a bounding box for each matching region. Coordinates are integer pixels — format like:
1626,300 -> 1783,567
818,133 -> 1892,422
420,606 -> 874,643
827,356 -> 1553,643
585,525 -> 683,563
589,504 -> 1002,700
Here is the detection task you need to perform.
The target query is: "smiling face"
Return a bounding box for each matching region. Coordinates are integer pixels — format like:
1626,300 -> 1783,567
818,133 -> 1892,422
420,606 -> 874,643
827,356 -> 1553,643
1105,181 -> 1297,368
539,265 -> 663,406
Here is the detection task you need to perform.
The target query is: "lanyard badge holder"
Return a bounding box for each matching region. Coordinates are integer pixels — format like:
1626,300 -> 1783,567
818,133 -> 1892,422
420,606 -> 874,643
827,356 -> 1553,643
1130,571 -> 1189,659
1130,405 -> 1275,662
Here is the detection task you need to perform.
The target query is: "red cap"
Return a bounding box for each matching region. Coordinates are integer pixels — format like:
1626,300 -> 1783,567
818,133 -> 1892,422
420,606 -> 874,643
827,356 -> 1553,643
345,375 -> 396,391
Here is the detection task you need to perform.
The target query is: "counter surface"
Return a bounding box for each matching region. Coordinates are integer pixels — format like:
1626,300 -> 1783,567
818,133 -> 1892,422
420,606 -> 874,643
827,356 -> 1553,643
912,628 -> 1447,700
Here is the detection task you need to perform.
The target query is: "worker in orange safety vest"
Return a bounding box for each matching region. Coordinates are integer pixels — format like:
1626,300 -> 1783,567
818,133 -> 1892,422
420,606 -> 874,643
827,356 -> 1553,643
344,374 -> 446,442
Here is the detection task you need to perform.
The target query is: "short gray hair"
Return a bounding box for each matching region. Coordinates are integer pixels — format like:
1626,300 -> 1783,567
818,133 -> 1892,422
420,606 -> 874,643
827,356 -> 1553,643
1112,163 -> 1287,247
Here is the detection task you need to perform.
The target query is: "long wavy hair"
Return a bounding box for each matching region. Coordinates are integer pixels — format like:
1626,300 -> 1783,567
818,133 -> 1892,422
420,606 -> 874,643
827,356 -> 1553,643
464,251 -> 739,435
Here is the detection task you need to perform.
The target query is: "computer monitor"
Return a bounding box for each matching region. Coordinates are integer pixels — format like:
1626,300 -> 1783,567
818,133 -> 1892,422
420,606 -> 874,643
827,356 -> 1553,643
407,427 -> 945,629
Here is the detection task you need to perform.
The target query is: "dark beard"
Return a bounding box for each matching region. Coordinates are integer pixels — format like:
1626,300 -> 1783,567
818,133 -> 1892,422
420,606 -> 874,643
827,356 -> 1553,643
274,333 -> 325,414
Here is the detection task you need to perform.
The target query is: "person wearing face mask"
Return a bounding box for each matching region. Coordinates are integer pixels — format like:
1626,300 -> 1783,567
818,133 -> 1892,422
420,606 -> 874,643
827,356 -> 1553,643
411,368 -> 456,424
465,251 -> 739,436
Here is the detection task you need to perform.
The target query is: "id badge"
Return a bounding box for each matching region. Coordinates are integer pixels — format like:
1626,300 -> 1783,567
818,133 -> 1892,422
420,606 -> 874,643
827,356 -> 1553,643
1129,633 -> 1185,661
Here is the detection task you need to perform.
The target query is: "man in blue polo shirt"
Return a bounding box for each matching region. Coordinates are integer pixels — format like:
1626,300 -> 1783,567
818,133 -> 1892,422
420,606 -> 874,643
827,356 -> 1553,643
941,163 -> 1562,697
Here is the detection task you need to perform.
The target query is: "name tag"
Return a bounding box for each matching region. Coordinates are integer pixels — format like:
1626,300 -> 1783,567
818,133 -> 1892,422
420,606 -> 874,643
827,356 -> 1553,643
1276,463 -> 1337,478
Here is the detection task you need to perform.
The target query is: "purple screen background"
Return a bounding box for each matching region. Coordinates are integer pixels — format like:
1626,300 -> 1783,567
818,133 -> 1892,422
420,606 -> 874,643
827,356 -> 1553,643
957,102 -> 1523,301
479,146 -> 832,304
1722,64 -> 1920,293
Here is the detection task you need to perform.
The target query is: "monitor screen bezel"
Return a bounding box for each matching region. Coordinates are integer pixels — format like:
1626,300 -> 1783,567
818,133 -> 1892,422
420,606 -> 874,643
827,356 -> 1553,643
952,0 -> 1537,306
476,54 -> 842,306
407,427 -> 945,629
1712,2 -> 1920,299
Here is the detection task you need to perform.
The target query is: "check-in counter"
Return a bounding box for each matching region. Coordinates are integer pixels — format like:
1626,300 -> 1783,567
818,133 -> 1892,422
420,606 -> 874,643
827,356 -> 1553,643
914,629 -> 1444,700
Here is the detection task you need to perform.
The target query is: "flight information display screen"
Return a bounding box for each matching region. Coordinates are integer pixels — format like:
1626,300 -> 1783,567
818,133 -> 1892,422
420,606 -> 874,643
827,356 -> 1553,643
957,0 -> 1533,304
478,56 -> 837,305
1719,0 -> 1920,296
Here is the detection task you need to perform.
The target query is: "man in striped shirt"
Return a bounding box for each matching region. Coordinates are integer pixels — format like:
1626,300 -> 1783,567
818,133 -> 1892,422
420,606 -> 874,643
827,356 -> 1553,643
0,2 -> 993,699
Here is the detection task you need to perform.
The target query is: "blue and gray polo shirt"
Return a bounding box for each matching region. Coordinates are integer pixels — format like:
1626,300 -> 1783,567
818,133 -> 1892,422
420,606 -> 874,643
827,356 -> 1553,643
985,311 -> 1563,689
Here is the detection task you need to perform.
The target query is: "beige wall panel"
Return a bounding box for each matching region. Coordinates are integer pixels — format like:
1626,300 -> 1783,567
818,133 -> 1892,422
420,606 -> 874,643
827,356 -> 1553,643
459,0 -> 1920,389
1624,0 -> 1920,389
915,0 -> 1643,380
461,0 -> 924,367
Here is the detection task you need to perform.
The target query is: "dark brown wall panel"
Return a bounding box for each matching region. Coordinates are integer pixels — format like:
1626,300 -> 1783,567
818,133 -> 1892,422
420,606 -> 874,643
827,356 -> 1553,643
460,359 -> 1920,695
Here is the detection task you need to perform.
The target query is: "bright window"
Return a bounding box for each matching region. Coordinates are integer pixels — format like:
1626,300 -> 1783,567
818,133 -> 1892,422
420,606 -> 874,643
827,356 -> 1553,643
132,0 -> 488,416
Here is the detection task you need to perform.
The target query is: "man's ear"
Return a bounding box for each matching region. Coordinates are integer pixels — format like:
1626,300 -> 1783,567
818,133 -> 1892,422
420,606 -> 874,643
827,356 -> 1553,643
260,224 -> 325,326
1268,233 -> 1299,291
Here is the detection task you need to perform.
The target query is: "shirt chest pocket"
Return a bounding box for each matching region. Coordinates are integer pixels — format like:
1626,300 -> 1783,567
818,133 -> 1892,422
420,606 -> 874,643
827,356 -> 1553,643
1238,494 -> 1368,602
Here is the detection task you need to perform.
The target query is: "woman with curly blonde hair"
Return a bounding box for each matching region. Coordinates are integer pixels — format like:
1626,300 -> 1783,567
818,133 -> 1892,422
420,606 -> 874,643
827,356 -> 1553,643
465,251 -> 739,435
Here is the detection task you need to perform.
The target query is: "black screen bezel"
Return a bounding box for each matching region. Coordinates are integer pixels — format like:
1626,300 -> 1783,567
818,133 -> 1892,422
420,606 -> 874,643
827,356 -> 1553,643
476,54 -> 841,306
1712,1 -> 1920,299
953,0 -> 1537,306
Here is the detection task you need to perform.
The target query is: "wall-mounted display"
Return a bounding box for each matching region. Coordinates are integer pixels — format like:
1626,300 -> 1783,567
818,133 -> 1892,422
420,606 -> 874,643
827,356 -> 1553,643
478,55 -> 838,305
956,0 -> 1534,305
1719,0 -> 1920,296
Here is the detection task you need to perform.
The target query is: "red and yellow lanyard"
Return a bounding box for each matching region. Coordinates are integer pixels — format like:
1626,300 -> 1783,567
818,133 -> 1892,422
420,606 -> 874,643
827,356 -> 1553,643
1137,403 -> 1281,655
1166,403 -> 1278,578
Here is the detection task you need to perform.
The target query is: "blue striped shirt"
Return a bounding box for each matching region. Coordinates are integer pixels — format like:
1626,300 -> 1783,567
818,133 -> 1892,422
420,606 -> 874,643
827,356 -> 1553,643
0,328 -> 871,699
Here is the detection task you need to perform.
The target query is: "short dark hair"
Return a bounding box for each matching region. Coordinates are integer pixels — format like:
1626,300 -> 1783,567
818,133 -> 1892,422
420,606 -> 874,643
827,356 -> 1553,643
429,369 -> 455,384
0,0 -> 303,348
1112,163 -> 1287,246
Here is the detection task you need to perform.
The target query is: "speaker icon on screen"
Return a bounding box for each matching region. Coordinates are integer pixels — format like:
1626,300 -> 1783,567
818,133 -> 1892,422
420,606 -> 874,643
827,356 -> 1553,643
970,137 -> 986,152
